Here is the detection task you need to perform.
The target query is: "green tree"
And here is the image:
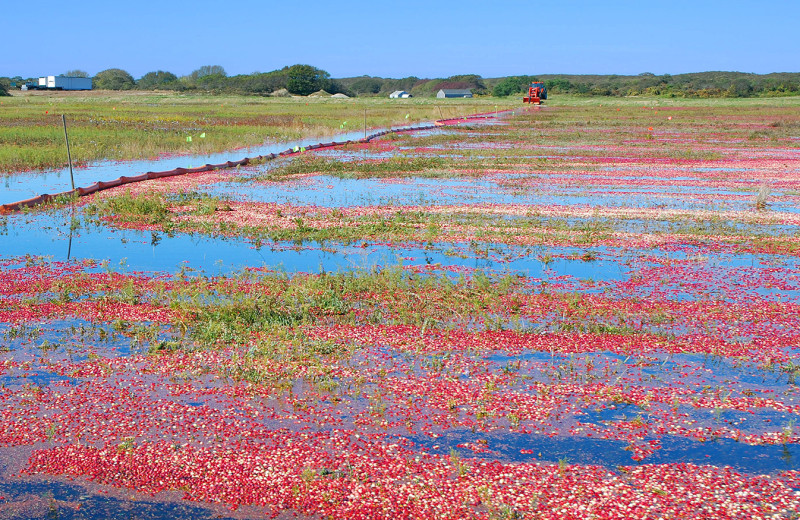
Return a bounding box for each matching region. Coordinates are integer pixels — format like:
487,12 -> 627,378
446,74 -> 488,95
350,77 -> 383,94
137,70 -> 179,90
190,65 -> 227,81
286,64 -> 330,95
384,76 -> 420,93
545,78 -> 572,93
728,79 -> 753,97
493,76 -> 534,97
93,68 -> 135,90
326,79 -> 351,96
0,77 -> 10,96
195,73 -> 227,90
62,69 -> 89,78
228,71 -> 288,94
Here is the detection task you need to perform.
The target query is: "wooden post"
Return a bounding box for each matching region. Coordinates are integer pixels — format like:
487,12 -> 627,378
364,107 -> 367,140
67,223 -> 73,260
62,115 -> 75,190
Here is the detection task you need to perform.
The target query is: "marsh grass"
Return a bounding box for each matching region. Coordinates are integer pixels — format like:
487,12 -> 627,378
7,92 -> 796,175
256,155 -> 456,180
1,92 -> 510,173
134,265 -> 532,349
236,270 -> 638,336
87,186 -> 793,254
86,190 -> 171,225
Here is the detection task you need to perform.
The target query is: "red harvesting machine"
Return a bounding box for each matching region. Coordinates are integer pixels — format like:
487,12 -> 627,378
523,82 -> 548,104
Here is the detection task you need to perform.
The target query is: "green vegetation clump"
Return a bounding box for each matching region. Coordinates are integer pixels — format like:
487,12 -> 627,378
93,68 -> 135,90
136,70 -> 180,90
86,191 -> 171,225
286,64 -> 332,96
62,69 -> 90,78
493,76 -> 540,97
259,156 -> 455,180
149,64 -> 349,96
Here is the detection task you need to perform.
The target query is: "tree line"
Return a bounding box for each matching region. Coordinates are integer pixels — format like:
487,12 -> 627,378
3,67 -> 800,98
489,72 -> 800,98
346,72 -> 800,98
1,64 -> 345,97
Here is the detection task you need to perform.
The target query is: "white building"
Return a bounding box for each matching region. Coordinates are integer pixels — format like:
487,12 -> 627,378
389,90 -> 412,98
437,89 -> 472,98
35,76 -> 92,90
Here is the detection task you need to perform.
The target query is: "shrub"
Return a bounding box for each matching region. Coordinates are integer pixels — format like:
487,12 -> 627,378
286,64 -> 331,96
93,68 -> 135,90
189,65 -> 226,81
351,77 -> 383,95
62,69 -> 89,78
137,70 -> 179,90
545,78 -> 572,93
493,76 -> 535,97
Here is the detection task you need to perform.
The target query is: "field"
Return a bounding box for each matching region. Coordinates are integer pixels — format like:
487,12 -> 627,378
1,94 -> 800,519
0,91 -> 505,174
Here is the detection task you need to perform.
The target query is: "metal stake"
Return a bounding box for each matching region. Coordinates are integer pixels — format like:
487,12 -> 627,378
62,115 -> 75,190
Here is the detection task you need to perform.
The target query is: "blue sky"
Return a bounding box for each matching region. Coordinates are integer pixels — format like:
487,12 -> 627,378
4,0 -> 798,79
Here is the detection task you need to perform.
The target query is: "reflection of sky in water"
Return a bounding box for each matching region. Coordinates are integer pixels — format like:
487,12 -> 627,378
404,429 -> 800,473
0,123 -> 449,204
0,477 -> 242,520
1,211 -> 628,280
191,165 -> 800,213
203,174 -> 507,207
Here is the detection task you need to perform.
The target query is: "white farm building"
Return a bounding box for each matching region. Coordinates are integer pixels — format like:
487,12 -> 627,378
389,90 -> 412,98
23,76 -> 92,91
437,89 -> 472,98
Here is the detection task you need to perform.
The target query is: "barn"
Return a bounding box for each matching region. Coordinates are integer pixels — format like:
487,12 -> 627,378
389,90 -> 412,98
436,89 -> 472,98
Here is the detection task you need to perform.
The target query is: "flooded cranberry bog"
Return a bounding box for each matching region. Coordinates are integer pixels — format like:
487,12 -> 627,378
2,98 -> 800,518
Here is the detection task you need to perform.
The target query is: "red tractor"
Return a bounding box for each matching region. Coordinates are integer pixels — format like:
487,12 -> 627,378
523,82 -> 548,105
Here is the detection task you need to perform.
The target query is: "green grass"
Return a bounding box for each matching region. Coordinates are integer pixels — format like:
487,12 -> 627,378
255,155 -> 458,180
85,190 -> 171,225
5,92 -> 798,173
0,91 -> 514,173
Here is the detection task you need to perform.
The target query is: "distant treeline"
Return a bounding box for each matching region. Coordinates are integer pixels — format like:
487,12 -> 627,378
3,67 -> 800,98
344,72 -> 800,98
488,72 -> 800,98
1,65 -> 348,97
